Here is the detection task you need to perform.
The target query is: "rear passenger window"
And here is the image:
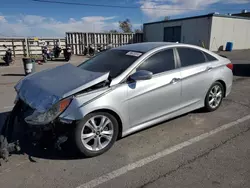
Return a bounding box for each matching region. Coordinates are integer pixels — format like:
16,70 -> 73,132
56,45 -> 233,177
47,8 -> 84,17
177,47 -> 206,67
204,52 -> 217,62
137,49 -> 175,74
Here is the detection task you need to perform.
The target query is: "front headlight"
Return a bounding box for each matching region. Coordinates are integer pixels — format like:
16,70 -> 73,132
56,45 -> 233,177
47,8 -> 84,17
25,97 -> 72,125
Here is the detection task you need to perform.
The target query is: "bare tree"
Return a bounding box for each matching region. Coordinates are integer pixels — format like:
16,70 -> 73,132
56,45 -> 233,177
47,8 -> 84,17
119,19 -> 133,33
109,29 -> 119,33
164,16 -> 171,21
134,29 -> 143,33
134,25 -> 143,33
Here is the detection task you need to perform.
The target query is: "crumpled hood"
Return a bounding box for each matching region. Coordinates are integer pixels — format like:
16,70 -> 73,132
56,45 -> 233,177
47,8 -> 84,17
15,63 -> 109,113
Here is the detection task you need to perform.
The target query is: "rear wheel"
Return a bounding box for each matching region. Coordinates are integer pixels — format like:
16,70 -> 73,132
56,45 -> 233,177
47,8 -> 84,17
204,82 -> 224,112
74,112 -> 119,157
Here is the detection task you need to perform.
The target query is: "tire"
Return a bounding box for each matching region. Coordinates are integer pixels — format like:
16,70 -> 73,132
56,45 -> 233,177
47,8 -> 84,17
43,57 -> 47,63
204,81 -> 225,112
74,112 -> 119,157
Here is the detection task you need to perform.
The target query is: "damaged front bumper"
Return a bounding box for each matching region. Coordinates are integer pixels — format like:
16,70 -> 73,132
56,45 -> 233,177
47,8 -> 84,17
0,98 -> 76,163
19,97 -> 76,139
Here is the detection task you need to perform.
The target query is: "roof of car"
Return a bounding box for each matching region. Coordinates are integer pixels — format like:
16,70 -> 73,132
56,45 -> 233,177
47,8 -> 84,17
113,42 -> 178,53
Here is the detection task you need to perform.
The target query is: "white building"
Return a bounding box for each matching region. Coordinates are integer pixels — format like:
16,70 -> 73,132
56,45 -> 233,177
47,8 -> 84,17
143,13 -> 250,51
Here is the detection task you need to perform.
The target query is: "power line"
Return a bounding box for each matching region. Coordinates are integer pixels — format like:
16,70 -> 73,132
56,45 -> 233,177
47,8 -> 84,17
32,0 -> 249,11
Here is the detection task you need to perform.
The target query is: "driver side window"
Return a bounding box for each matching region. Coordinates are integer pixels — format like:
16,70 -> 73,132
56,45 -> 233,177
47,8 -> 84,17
136,49 -> 175,75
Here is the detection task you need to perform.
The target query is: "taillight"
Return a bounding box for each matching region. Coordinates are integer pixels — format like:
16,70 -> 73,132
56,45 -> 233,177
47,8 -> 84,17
226,63 -> 233,71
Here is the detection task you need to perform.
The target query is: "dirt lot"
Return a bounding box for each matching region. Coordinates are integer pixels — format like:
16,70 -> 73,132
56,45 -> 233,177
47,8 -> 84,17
0,51 -> 250,188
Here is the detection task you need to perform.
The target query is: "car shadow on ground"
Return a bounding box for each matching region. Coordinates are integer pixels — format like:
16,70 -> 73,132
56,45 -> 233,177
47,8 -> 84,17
120,108 -> 207,140
18,139 -> 83,162
0,63 -> 8,67
50,58 -> 67,62
0,111 -> 9,132
2,73 -> 25,76
233,64 -> 250,77
0,107 -> 208,162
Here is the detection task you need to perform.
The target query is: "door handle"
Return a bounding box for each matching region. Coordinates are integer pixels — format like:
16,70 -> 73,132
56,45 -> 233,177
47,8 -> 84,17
206,66 -> 213,71
170,78 -> 181,84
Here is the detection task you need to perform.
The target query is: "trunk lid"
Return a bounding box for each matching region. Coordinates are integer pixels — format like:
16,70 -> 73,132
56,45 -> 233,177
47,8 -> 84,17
15,63 -> 109,113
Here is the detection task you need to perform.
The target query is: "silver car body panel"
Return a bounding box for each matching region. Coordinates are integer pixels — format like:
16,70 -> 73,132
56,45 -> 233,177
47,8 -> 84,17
15,63 -> 109,113
15,42 -> 233,138
59,42 -> 233,137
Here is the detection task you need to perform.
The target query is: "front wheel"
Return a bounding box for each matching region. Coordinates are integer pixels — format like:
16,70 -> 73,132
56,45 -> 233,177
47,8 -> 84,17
204,82 -> 224,112
74,112 -> 119,157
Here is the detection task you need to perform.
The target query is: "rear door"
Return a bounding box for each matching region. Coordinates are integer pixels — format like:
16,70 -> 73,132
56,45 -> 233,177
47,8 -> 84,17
176,47 -> 217,108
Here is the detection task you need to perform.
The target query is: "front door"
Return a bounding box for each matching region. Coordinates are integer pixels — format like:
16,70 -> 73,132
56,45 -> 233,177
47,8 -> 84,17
127,48 -> 182,127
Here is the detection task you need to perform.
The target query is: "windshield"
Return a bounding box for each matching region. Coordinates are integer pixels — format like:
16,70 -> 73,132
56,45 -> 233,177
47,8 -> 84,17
78,49 -> 144,79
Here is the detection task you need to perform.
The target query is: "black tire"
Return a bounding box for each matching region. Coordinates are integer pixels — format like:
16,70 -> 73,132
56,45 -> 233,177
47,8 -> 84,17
89,53 -> 95,57
204,81 -> 225,112
43,57 -> 47,63
74,112 -> 119,157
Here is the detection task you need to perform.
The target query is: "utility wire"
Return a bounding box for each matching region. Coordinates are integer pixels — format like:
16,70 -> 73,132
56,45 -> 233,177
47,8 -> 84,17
32,0 -> 249,11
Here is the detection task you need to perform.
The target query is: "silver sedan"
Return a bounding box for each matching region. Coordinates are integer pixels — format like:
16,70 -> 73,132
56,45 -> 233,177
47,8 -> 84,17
14,42 -> 233,157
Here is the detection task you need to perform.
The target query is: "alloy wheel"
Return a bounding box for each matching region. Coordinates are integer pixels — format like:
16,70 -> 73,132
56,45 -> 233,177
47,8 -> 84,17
81,115 -> 114,151
208,85 -> 223,109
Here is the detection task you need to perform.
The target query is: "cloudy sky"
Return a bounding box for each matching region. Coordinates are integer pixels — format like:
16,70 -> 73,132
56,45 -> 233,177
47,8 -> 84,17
0,0 -> 250,37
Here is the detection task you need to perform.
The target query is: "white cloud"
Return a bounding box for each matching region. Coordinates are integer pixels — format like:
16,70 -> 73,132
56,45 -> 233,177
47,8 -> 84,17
226,0 -> 250,4
81,16 -> 116,22
139,0 -> 250,19
0,16 -> 7,23
20,15 -> 46,25
0,14 -> 141,37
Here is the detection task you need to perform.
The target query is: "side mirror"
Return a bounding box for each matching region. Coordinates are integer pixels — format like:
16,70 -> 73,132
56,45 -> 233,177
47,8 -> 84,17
3,44 -> 7,48
129,70 -> 153,81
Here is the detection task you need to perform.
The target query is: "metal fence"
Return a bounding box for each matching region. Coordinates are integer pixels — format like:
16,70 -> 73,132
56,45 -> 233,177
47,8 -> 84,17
66,32 -> 144,55
0,32 -> 144,57
0,38 -> 65,57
